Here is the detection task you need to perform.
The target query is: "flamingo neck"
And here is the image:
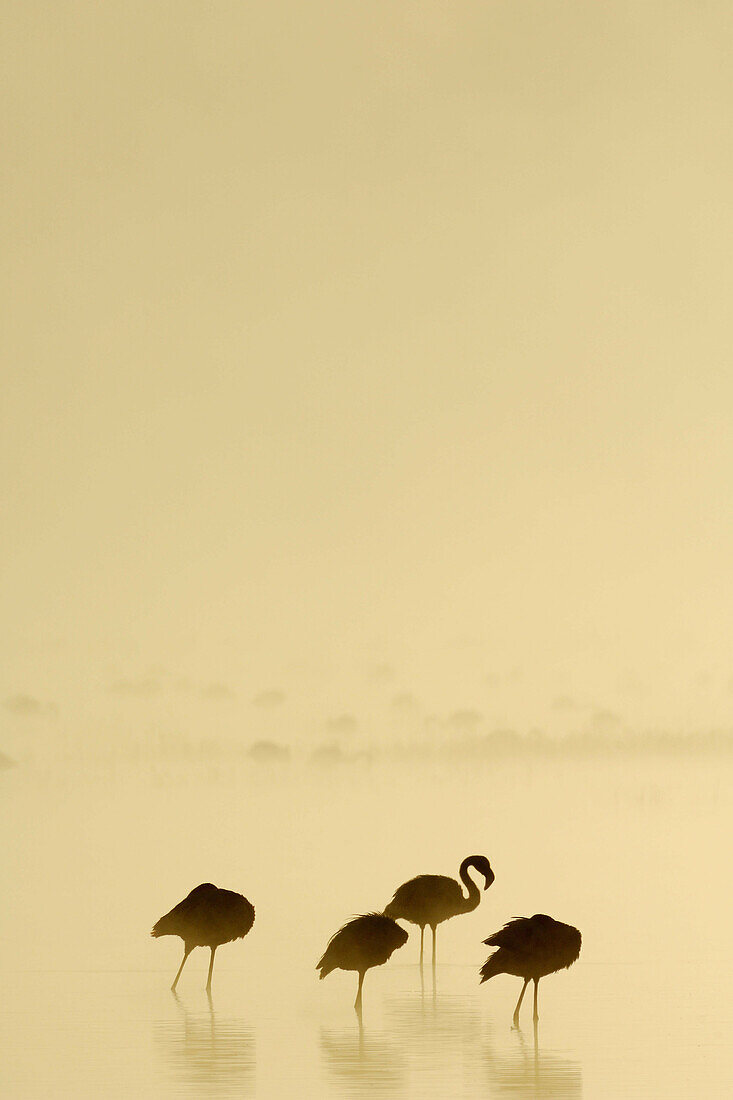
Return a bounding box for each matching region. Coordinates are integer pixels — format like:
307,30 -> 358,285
458,859 -> 481,912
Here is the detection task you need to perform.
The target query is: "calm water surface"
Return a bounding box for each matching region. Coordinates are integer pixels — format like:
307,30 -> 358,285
1,754 -> 729,1097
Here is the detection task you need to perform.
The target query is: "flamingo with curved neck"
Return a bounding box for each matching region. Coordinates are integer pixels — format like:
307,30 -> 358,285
384,854 -> 495,966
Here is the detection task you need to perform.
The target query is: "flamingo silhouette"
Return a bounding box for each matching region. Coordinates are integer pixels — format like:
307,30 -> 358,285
317,913 -> 408,1012
152,883 -> 255,992
384,855 -> 494,965
479,913 -> 581,1026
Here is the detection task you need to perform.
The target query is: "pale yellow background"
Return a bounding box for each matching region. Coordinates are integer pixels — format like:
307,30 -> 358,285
2,9 -> 732,1099
3,2 -> 732,758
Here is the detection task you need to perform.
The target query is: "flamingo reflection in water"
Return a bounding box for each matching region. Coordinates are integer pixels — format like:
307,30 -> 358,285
483,1016 -> 582,1098
155,990 -> 255,1094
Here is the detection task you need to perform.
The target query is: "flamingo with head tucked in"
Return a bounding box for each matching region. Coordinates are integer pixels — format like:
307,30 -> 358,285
317,912 -> 408,1012
151,883 -> 255,992
480,913 -> 581,1026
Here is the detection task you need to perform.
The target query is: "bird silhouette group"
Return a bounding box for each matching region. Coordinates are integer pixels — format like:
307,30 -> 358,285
152,855 -> 581,1028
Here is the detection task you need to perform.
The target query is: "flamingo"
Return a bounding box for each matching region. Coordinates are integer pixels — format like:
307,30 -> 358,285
479,913 -> 581,1026
151,883 -> 255,992
384,855 -> 494,965
317,913 -> 408,1012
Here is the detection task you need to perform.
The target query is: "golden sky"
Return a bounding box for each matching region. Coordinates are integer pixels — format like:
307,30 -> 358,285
3,3 -> 732,729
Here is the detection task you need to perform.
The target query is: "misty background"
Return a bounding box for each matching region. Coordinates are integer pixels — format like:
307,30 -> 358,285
3,7 -> 732,1098
3,2 -> 733,767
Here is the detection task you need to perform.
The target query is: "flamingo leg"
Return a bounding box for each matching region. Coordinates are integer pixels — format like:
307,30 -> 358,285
431,925 -> 437,969
206,946 -> 217,993
512,979 -> 529,1028
171,945 -> 192,992
419,926 -> 425,966
355,970 -> 365,1011
533,978 -> 539,1023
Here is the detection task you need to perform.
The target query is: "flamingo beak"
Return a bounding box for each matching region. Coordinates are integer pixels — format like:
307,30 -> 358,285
484,870 -> 495,890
